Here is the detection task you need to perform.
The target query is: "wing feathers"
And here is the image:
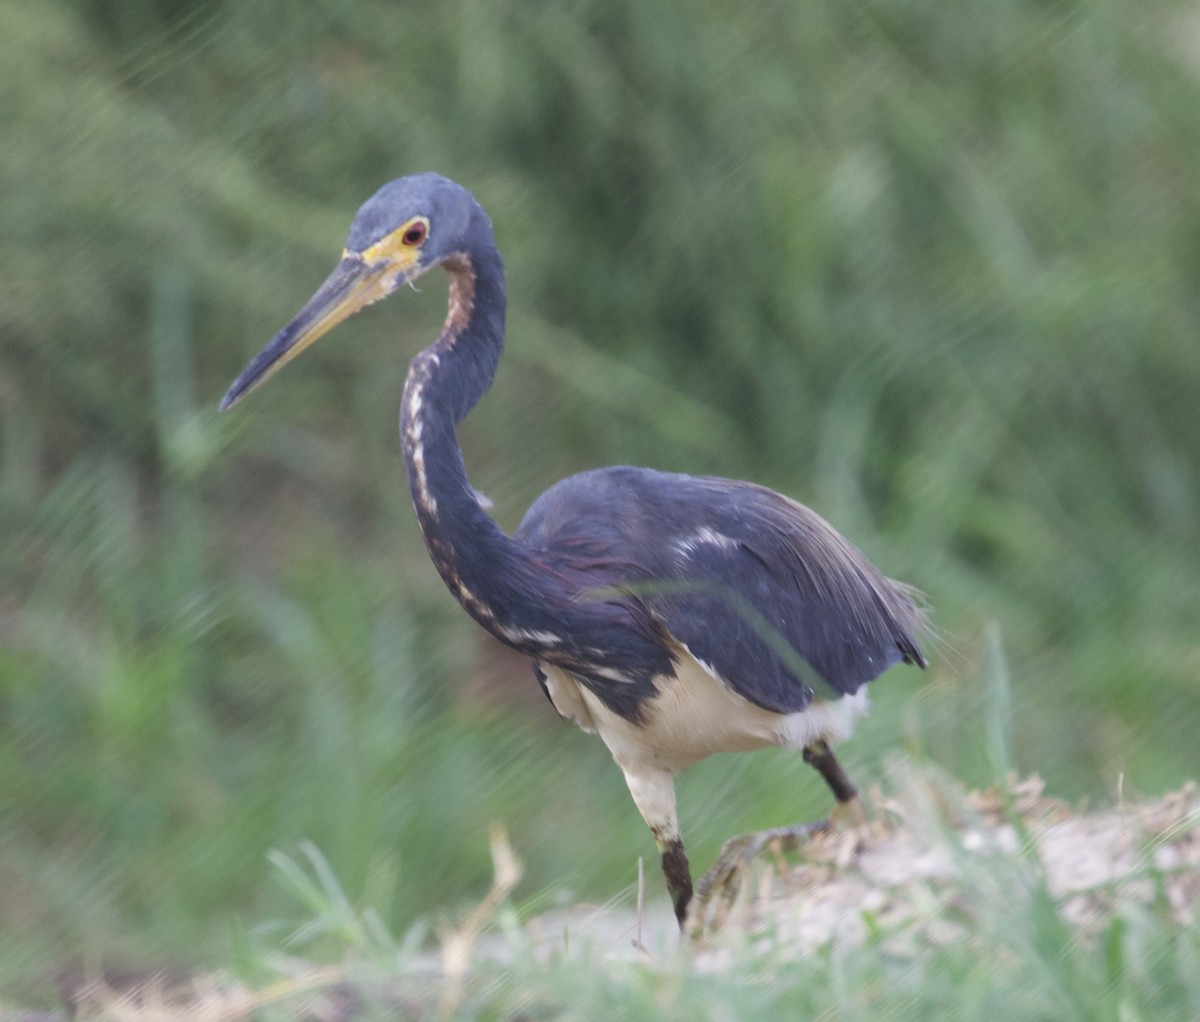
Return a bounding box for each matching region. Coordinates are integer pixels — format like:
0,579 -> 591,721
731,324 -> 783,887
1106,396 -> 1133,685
516,466 -> 926,714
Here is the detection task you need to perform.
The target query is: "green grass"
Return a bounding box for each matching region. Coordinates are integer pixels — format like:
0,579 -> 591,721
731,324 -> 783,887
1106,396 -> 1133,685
2,0 -> 1200,1008
46,759 -> 1200,1021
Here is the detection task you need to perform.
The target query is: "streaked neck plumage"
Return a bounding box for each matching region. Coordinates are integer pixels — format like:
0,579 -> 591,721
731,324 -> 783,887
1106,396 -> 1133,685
399,242 -> 511,636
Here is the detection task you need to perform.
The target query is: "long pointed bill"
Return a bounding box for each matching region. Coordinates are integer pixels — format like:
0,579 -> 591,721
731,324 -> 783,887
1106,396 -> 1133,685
219,254 -> 409,411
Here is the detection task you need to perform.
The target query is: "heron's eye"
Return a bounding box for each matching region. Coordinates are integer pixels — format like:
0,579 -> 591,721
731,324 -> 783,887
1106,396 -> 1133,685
401,220 -> 428,247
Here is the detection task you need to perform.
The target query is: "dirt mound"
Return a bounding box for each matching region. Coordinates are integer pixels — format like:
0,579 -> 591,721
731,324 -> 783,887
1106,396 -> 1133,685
698,772 -> 1199,954
519,770 -> 1199,959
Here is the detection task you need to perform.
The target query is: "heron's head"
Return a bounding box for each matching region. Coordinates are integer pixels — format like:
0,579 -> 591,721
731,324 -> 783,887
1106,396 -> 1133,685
220,173 -> 491,410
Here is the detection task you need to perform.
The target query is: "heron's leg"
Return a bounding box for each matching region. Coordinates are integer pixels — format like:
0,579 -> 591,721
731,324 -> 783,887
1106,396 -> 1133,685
802,738 -> 857,803
803,738 -> 868,827
622,769 -> 693,926
661,840 -> 693,925
686,741 -> 863,935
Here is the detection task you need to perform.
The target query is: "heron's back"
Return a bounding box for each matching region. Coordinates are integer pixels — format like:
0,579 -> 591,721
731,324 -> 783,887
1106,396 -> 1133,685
516,466 -> 925,715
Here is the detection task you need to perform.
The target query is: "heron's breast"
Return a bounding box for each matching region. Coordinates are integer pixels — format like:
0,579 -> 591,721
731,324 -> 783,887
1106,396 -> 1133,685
538,651 -> 869,775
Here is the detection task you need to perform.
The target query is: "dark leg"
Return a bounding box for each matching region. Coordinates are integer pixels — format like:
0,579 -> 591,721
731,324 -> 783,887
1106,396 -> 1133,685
803,739 -> 858,803
618,768 -> 695,928
661,838 -> 693,925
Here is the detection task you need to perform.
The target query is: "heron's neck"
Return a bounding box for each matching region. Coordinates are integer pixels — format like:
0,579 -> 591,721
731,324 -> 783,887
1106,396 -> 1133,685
399,250 -> 526,640
398,249 -> 673,705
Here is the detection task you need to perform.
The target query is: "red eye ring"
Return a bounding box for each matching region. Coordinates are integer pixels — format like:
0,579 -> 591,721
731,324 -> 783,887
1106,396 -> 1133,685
401,221 -> 428,246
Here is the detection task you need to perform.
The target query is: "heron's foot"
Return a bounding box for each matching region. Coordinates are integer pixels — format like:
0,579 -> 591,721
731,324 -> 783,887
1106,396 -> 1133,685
684,797 -> 868,937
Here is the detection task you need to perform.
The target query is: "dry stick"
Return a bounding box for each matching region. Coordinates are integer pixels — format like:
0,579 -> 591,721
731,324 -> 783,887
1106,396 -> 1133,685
636,856 -> 645,952
438,824 -> 524,1019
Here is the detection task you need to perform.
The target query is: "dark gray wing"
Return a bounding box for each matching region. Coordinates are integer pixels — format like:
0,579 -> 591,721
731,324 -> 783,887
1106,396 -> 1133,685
516,466 -> 925,714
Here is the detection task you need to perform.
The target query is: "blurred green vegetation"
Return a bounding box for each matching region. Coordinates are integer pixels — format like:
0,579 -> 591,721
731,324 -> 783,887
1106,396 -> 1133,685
2,0 -> 1199,989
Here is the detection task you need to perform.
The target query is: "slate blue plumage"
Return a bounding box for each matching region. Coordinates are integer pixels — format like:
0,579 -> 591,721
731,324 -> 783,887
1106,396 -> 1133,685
517,466 -> 925,716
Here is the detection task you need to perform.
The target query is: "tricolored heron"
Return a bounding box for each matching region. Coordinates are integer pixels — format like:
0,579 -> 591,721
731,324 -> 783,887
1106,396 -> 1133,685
222,173 -> 926,927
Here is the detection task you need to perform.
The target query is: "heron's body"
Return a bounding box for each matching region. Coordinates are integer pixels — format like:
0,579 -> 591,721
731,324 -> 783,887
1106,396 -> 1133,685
537,628 -> 871,772
521,468 -> 889,761
223,173 -> 926,925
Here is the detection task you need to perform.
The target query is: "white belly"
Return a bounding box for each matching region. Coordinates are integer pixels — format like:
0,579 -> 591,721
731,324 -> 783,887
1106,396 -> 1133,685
538,649 -> 869,776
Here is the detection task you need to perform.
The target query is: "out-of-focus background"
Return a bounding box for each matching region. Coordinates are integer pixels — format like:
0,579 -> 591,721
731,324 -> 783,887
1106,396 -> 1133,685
2,0 -> 1198,984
